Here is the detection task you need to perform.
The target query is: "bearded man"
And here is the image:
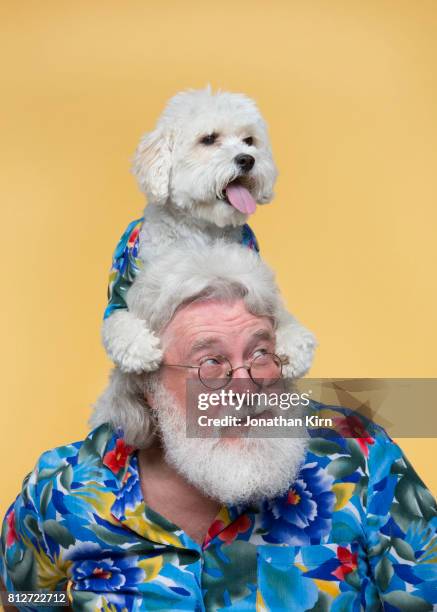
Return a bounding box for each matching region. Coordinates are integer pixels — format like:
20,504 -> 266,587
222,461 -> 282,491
1,243 -> 436,611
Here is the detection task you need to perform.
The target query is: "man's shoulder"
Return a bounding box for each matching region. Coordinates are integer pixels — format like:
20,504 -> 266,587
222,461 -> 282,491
2,423 -> 122,529
304,403 -> 400,482
32,422 -> 119,486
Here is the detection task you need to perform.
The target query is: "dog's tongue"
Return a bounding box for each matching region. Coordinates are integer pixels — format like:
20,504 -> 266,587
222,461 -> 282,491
225,183 -> 257,215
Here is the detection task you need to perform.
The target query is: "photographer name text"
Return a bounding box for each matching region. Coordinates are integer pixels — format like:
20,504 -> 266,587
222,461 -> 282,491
197,414 -> 333,427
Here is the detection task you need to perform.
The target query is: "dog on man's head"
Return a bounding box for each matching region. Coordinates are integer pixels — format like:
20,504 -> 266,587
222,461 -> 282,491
102,85 -> 317,378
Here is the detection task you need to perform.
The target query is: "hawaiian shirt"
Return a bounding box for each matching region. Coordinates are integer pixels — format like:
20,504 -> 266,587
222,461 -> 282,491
103,218 -> 259,320
1,408 -> 437,612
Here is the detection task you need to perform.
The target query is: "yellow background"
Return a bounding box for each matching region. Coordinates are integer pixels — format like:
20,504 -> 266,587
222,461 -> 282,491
1,0 -> 436,522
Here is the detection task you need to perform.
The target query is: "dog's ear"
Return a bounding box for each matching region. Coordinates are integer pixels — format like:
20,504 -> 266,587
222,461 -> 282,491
132,128 -> 172,206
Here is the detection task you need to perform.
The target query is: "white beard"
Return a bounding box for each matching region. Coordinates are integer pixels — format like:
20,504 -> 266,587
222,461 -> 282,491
149,381 -> 309,506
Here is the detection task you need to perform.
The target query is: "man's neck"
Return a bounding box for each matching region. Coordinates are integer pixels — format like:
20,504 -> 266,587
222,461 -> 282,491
137,441 -> 221,545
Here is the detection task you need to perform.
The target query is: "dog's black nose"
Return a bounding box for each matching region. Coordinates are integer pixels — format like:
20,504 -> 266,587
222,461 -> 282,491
234,154 -> 255,173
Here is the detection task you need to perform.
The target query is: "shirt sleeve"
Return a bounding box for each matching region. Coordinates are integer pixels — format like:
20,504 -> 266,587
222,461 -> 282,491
0,458 -> 68,610
364,430 -> 437,609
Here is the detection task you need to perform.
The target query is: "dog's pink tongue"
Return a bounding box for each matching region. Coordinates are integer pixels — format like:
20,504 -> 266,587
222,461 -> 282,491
225,183 -> 257,215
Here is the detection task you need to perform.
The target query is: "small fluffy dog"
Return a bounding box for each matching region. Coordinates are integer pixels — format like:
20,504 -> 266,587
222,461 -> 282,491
102,86 -> 316,377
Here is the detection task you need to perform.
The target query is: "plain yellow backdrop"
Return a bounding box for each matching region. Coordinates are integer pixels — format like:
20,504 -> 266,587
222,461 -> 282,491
1,0 -> 436,524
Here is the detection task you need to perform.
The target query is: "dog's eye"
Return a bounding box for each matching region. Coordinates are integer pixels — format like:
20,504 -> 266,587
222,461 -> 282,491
200,133 -> 218,145
243,136 -> 254,146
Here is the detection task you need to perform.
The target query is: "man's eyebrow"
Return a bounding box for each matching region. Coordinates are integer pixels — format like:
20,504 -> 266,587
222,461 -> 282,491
187,330 -> 274,358
249,329 -> 275,343
188,337 -> 222,357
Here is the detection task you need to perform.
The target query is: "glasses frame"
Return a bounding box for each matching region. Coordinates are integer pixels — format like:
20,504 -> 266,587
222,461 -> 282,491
163,352 -> 288,390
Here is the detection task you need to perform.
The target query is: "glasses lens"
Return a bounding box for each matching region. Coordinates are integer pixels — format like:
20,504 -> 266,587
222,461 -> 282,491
250,353 -> 282,385
199,356 -> 232,390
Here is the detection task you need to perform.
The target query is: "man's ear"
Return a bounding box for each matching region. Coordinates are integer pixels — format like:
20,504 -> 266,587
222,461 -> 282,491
132,128 -> 172,206
143,371 -> 160,409
143,378 -> 154,407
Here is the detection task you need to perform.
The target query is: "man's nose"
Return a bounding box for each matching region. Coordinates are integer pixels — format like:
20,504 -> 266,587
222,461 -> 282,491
234,154 -> 255,173
228,367 -> 257,395
231,365 -> 251,379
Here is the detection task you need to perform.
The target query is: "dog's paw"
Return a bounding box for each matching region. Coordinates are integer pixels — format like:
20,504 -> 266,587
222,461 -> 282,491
275,319 -> 318,379
119,329 -> 163,374
102,310 -> 163,373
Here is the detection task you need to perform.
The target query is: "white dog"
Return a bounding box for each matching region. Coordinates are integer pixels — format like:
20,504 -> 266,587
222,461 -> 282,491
102,86 -> 316,377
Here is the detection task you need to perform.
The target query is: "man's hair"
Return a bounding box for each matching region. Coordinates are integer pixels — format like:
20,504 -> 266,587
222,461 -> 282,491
89,242 -> 314,446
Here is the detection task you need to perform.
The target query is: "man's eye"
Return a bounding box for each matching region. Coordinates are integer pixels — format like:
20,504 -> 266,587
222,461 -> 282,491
252,348 -> 268,359
202,357 -> 222,366
243,136 -> 254,146
200,133 -> 218,145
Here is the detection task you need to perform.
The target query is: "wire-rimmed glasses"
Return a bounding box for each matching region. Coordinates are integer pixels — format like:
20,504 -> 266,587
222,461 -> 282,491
164,352 -> 286,390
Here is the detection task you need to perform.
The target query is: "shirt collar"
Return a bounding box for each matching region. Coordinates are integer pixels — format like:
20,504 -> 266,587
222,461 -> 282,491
104,426 -> 256,550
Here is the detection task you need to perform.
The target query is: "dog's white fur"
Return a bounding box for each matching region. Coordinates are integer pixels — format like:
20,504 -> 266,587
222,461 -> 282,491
102,86 -> 316,377
132,86 -> 277,226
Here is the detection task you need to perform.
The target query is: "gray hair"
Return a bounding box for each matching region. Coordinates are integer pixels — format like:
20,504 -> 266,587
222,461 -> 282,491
89,242 -> 316,446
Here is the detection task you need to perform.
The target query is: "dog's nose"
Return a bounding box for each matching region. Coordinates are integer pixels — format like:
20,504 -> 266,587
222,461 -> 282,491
234,154 -> 255,173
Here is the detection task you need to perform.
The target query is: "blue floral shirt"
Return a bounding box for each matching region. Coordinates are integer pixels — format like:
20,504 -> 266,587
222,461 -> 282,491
1,409 -> 437,611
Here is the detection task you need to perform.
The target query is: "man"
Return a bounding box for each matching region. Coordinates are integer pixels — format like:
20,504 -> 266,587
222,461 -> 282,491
1,243 -> 436,611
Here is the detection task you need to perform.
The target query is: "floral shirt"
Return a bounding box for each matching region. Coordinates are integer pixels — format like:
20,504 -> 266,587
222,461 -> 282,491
1,409 -> 437,612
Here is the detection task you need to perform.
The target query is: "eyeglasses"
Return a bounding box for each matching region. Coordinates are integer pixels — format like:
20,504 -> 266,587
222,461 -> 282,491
163,352 -> 287,390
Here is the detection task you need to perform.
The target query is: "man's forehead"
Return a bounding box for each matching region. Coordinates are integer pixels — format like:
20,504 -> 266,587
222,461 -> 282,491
161,299 -> 274,349
190,328 -> 274,351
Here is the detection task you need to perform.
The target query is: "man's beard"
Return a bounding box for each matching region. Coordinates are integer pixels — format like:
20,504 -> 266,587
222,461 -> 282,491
147,379 -> 309,506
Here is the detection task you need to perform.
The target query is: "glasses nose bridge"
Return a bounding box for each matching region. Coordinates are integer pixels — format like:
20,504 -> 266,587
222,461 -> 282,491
229,363 -> 252,379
